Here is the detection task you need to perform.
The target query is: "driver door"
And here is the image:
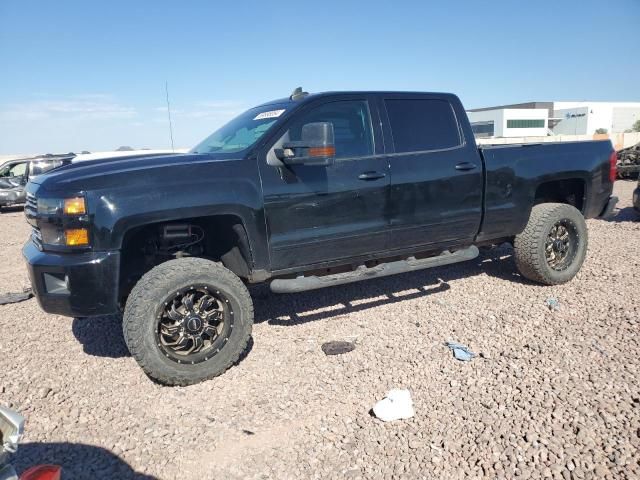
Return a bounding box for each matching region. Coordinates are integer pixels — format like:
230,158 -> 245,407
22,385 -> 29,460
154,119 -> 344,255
258,96 -> 390,271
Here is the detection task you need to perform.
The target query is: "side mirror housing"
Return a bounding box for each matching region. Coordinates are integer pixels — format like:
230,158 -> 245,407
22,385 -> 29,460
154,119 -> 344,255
274,122 -> 336,167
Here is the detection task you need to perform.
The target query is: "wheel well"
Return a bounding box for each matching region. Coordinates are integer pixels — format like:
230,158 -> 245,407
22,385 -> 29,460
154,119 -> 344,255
534,179 -> 585,212
119,215 -> 252,304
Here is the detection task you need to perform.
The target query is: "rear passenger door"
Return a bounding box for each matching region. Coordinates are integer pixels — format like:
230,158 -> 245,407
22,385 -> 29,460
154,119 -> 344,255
380,95 -> 483,249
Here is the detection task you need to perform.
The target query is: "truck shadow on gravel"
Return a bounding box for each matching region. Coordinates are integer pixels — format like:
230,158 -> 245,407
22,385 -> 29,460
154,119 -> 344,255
601,206 -> 639,222
72,314 -> 130,358
253,245 -> 528,326
13,442 -> 157,480
71,246 -> 526,356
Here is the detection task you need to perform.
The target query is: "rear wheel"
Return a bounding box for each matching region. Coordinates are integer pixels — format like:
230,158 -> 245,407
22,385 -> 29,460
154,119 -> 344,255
514,203 -> 588,285
123,257 -> 253,385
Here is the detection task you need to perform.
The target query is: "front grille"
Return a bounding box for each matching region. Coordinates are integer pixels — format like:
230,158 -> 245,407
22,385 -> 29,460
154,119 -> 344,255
25,192 -> 37,216
25,193 -> 42,249
31,227 -> 43,249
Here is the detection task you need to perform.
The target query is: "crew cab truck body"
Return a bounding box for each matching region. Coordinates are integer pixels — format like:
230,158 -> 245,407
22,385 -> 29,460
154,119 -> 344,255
23,90 -> 618,385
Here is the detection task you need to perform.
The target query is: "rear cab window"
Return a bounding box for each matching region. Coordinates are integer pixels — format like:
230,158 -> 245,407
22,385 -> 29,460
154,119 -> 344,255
384,98 -> 462,153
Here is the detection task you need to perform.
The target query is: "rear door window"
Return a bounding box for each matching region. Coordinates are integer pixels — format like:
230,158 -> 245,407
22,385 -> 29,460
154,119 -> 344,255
384,99 -> 461,153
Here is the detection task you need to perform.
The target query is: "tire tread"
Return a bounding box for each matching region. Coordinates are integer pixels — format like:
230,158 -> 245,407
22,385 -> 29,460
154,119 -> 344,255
514,203 -> 588,285
123,257 -> 253,386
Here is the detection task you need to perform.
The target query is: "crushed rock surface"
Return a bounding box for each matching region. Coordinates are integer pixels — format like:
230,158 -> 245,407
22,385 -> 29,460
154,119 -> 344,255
0,181 -> 638,479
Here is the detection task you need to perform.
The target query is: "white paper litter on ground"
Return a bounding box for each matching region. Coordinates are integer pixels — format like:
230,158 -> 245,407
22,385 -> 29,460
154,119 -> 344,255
372,389 -> 415,422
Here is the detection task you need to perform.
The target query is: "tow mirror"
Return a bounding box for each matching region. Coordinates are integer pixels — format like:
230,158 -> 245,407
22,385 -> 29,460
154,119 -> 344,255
275,122 -> 335,167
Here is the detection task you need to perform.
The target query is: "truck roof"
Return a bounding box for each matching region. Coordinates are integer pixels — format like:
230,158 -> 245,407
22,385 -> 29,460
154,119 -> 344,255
256,90 -> 459,108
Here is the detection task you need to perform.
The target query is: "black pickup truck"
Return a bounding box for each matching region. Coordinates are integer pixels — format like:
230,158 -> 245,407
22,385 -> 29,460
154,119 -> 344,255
23,89 -> 618,385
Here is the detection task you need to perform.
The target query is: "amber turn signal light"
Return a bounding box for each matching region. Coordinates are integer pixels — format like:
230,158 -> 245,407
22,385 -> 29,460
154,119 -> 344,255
63,197 -> 86,215
308,146 -> 336,158
65,228 -> 89,246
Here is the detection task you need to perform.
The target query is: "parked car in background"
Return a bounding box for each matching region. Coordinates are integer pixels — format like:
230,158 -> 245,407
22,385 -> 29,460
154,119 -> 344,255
23,89 -> 618,385
0,159 -> 29,211
0,150 -> 181,213
0,154 -> 76,212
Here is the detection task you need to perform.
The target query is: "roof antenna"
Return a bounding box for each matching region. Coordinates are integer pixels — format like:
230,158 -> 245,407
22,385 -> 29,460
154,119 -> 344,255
290,86 -> 309,101
165,81 -> 175,152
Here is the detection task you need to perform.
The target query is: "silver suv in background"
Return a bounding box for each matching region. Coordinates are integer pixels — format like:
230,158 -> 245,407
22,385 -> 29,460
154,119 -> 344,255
0,154 -> 75,212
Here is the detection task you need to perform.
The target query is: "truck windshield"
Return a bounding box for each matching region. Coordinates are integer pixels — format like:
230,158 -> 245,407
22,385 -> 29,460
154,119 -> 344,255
190,104 -> 288,154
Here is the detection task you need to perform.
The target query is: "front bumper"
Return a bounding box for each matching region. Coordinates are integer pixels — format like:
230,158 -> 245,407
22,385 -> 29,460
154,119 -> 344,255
633,187 -> 640,212
598,196 -> 618,219
22,240 -> 120,317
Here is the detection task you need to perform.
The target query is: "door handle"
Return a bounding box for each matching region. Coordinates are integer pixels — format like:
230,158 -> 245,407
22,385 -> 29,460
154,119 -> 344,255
455,162 -> 477,171
358,171 -> 386,181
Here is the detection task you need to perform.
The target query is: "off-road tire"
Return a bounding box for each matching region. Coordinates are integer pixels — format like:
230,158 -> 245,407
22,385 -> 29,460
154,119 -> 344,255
514,203 -> 588,285
123,257 -> 253,386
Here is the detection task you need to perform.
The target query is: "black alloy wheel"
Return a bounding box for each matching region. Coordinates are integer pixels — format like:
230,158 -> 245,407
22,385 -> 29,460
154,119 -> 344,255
123,257 -> 253,386
157,286 -> 233,364
544,221 -> 578,271
514,203 -> 588,285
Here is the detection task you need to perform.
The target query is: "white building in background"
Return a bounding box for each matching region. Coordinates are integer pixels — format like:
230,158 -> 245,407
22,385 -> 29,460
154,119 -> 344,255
468,101 -> 640,138
551,102 -> 640,135
467,108 -> 548,138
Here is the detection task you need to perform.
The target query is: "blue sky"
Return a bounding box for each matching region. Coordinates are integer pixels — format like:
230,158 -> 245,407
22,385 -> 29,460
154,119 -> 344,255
1,0 -> 638,154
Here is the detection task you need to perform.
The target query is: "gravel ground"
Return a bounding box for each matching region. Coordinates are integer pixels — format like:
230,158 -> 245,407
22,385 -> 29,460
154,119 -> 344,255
1,181 -> 639,480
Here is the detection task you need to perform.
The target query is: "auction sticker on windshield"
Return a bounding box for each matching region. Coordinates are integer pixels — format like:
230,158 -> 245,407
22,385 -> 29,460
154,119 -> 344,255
254,109 -> 285,120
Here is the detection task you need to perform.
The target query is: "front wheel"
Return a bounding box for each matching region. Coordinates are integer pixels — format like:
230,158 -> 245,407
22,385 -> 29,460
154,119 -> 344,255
123,257 -> 253,386
514,203 -> 588,285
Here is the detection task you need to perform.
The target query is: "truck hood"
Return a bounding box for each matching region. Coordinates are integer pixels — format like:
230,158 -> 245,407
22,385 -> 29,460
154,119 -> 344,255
29,150 -> 183,185
29,151 -> 244,194
70,149 -> 187,163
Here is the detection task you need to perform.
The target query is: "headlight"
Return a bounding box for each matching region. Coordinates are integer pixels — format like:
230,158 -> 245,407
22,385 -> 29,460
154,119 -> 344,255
40,224 -> 90,247
37,196 -> 86,216
36,197 -> 63,215
64,228 -> 90,246
35,196 -> 90,248
63,197 -> 86,215
40,226 -> 67,246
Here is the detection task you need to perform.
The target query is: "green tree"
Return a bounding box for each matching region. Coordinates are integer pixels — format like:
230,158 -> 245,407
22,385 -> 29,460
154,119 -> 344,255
632,119 -> 640,132
595,128 -> 608,134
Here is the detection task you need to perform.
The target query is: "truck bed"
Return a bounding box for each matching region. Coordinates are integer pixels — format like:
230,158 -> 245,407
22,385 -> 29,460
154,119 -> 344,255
476,139 -> 614,242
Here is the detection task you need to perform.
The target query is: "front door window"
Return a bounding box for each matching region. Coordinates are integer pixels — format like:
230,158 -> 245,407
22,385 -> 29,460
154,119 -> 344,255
283,100 -> 374,159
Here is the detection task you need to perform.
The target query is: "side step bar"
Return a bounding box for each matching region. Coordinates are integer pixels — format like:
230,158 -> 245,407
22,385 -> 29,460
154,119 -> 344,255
270,246 -> 479,294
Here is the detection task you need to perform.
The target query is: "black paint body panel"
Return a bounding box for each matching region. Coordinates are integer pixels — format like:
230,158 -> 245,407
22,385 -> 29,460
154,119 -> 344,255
23,240 -> 119,316
478,140 -> 615,241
